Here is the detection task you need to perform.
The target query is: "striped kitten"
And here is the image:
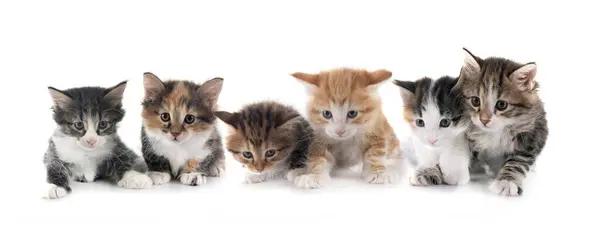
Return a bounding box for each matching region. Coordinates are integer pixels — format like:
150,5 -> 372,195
289,68 -> 403,189
458,48 -> 548,196
394,76 -> 471,186
141,72 -> 226,186
43,81 -> 152,199
214,101 -> 312,184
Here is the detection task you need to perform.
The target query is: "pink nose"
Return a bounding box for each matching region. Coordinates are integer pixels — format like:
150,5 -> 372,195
335,129 -> 346,136
86,139 -> 97,146
428,139 -> 437,145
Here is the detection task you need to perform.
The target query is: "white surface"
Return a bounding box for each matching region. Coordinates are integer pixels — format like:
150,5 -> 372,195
0,0 -> 597,227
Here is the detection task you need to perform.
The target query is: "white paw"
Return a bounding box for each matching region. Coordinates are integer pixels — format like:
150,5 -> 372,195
409,172 -> 427,186
286,169 -> 304,182
42,183 -> 68,199
443,170 -> 470,186
243,173 -> 265,184
179,172 -> 207,186
364,171 -> 398,184
148,171 -> 171,185
293,174 -> 330,189
489,180 -> 521,196
117,171 -> 153,189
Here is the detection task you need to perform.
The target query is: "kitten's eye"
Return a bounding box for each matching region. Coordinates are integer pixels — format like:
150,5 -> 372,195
184,115 -> 195,124
471,97 -> 480,107
99,121 -> 108,129
415,119 -> 425,127
242,152 -> 253,159
265,150 -> 276,158
322,110 -> 332,119
495,100 -> 508,111
439,119 -> 451,128
73,122 -> 84,130
160,113 -> 170,122
347,110 -> 358,119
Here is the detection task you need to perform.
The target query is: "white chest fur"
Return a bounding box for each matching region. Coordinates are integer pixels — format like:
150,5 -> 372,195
329,136 -> 364,168
148,131 -> 213,175
51,135 -> 113,179
468,128 -> 515,156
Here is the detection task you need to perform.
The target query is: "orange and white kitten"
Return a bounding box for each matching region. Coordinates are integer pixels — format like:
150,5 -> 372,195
288,68 -> 404,189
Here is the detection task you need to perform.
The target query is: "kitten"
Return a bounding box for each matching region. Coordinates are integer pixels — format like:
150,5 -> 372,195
43,81 -> 152,199
141,72 -> 226,186
393,76 -> 471,186
214,101 -> 312,184
457,48 -> 548,196
289,68 -> 404,189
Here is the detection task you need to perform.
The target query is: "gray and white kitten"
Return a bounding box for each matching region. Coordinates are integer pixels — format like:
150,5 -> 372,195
394,76 -> 471,186
141,72 -> 226,186
458,48 -> 548,196
43,81 -> 152,199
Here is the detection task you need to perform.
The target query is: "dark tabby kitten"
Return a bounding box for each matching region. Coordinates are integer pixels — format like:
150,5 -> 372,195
141,72 -> 225,186
43,81 -> 152,199
214,101 -> 312,184
393,76 -> 471,186
458,48 -> 548,196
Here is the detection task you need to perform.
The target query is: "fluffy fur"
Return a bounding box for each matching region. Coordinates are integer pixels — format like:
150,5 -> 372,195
288,67 -> 404,189
43,81 -> 152,199
141,72 -> 226,186
393,76 -> 471,186
214,101 -> 312,184
458,48 -> 548,196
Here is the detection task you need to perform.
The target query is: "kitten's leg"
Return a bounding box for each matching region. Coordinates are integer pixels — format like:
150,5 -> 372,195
43,161 -> 71,199
362,136 -> 402,184
409,142 -> 443,186
109,149 -> 153,189
438,150 -> 470,186
143,152 -> 172,185
292,146 -> 333,189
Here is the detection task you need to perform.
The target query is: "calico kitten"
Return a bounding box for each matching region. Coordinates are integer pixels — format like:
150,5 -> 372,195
214,101 -> 312,184
458,48 -> 548,196
289,68 -> 403,189
141,72 -> 226,186
393,76 -> 471,186
43,81 -> 152,199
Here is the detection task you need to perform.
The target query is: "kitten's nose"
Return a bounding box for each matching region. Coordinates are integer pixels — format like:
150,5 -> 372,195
480,118 -> 491,126
335,129 -> 346,136
171,132 -> 181,138
428,139 -> 437,145
86,139 -> 97,147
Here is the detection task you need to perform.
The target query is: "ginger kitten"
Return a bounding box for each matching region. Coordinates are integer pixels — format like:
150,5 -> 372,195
214,101 -> 312,184
289,68 -> 403,189
141,72 -> 226,186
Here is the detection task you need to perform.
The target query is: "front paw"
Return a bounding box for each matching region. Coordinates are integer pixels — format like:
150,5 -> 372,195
364,171 -> 398,184
209,163 -> 226,177
409,168 -> 443,186
179,172 -> 207,186
293,174 -> 330,189
286,169 -> 304,182
243,173 -> 265,184
117,171 -> 153,189
148,171 -> 171,185
43,183 -> 69,199
489,179 -> 522,196
443,169 -> 470,186
74,172 -> 95,183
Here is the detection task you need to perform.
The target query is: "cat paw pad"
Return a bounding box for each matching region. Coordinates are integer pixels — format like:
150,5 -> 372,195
489,180 -> 522,196
117,172 -> 153,189
243,174 -> 264,184
293,174 -> 330,189
148,171 -> 171,185
180,172 -> 207,186
43,183 -> 68,199
364,171 -> 398,184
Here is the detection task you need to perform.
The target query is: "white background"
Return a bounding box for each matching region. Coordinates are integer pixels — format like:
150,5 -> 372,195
0,0 -> 597,227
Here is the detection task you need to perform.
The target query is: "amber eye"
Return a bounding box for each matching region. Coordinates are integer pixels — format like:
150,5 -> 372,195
184,115 -> 195,124
495,100 -> 508,111
73,122 -> 84,130
347,110 -> 358,119
99,120 -> 108,129
471,97 -> 480,107
242,152 -> 253,159
160,113 -> 170,122
265,150 -> 276,158
415,119 -> 425,127
322,110 -> 332,119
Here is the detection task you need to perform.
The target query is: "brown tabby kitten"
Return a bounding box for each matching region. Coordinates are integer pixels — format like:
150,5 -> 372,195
214,101 -> 312,184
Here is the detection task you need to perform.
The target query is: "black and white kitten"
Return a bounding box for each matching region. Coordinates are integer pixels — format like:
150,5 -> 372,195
458,48 -> 548,196
394,76 -> 471,186
43,81 -> 152,199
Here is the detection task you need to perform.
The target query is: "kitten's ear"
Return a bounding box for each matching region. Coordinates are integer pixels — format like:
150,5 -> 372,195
509,63 -> 537,91
461,48 -> 481,79
290,72 -> 319,94
274,113 -> 301,129
104,81 -> 127,107
199,78 -> 224,109
48,87 -> 72,109
392,80 -> 416,106
143,72 -> 165,99
367,69 -> 393,86
214,111 -> 240,128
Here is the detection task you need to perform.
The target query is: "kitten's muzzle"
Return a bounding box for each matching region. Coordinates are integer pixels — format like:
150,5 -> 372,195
85,139 -> 97,147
